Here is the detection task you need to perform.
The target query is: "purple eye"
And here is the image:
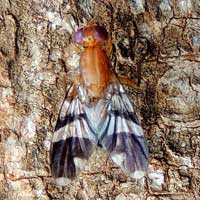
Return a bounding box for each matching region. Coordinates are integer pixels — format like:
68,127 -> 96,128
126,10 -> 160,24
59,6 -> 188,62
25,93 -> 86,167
74,25 -> 108,45
94,25 -> 108,41
74,28 -> 84,44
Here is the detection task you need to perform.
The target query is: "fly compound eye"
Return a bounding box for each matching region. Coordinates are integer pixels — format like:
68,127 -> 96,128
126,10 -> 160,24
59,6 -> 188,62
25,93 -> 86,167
74,28 -> 84,44
94,25 -> 108,41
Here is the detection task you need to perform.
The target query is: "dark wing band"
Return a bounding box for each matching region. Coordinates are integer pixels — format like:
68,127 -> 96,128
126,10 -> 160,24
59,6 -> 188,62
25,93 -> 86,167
50,85 -> 97,185
100,84 -> 149,178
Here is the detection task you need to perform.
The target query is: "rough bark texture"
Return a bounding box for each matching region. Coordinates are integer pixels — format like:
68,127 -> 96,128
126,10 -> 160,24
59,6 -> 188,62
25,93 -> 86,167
0,0 -> 200,199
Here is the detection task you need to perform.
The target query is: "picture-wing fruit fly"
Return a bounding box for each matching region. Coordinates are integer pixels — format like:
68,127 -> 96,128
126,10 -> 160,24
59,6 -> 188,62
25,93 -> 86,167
50,24 -> 149,186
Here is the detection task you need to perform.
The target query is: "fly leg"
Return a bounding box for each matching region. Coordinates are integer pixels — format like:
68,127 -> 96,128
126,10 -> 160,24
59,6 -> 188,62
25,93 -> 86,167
111,74 -> 139,89
117,75 -> 139,89
104,37 -> 113,57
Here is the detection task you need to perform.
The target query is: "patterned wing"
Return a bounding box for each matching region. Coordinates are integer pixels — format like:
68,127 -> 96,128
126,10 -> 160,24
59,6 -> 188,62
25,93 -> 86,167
100,83 -> 149,178
50,85 -> 97,185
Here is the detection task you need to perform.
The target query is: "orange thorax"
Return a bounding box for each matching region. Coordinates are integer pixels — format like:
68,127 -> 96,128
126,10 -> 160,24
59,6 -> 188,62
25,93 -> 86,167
80,46 -> 110,98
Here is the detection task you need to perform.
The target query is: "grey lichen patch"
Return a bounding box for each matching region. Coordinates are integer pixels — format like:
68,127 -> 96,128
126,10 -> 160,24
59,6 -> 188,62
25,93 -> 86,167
167,129 -> 195,157
175,0 -> 196,17
156,60 -> 200,160
159,0 -> 173,18
148,168 -> 165,192
157,61 -> 200,122
128,0 -> 145,14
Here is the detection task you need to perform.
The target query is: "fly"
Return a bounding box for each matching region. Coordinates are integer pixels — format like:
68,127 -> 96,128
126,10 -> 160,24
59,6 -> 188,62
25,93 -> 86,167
50,24 -> 149,185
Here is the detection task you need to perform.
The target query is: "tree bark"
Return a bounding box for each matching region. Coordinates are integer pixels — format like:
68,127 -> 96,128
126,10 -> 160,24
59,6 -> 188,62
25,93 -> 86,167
0,0 -> 200,199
